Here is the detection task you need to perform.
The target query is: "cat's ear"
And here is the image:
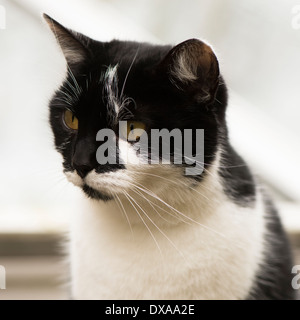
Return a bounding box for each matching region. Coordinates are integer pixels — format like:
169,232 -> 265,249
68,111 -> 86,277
43,14 -> 90,70
161,39 -> 219,104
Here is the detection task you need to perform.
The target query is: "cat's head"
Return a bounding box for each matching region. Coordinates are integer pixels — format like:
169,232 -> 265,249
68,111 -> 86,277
44,14 -> 228,203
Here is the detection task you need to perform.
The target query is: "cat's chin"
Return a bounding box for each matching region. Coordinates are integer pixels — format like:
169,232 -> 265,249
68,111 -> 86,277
82,184 -> 113,202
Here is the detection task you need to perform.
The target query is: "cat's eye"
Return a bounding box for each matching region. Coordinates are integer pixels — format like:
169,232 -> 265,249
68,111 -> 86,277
63,109 -> 78,130
120,121 -> 146,141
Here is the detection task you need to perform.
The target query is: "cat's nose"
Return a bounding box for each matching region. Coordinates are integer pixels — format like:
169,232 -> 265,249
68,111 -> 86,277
73,163 -> 92,179
72,141 -> 96,179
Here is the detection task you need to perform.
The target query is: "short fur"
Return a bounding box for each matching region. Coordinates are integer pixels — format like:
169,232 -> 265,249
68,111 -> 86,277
44,14 -> 295,300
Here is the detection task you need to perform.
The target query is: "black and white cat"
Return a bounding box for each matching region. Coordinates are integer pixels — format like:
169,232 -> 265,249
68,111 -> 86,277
44,14 -> 295,300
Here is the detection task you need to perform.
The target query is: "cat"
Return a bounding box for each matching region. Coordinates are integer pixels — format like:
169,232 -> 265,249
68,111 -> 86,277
44,14 -> 296,300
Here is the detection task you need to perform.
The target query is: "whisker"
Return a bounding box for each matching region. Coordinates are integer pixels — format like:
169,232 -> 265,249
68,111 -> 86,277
123,191 -> 163,256
120,47 -> 140,99
126,180 -> 189,221
131,187 -> 179,224
130,182 -> 227,239
67,66 -> 82,98
125,192 -> 187,261
134,171 -> 216,202
115,194 -> 134,235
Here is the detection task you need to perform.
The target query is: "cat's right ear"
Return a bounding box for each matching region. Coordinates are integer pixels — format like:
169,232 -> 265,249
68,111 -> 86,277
43,14 -> 90,71
159,39 -> 220,104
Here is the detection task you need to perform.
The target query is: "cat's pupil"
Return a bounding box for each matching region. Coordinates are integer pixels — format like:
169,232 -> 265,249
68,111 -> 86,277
130,123 -> 134,131
72,115 -> 75,122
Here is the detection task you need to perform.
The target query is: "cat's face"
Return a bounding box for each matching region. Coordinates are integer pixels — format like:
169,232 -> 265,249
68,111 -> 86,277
45,15 -> 227,202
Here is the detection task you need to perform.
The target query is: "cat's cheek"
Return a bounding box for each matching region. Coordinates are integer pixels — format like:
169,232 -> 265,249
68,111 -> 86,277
64,170 -> 84,187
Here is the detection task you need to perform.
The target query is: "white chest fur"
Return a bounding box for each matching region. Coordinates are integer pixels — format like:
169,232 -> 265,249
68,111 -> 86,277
70,181 -> 265,300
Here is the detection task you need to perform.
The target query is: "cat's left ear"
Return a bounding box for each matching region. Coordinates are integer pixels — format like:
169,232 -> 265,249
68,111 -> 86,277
43,14 -> 90,71
160,39 -> 220,104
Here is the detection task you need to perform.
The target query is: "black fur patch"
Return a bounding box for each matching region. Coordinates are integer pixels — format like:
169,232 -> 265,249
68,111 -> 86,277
246,193 -> 296,300
218,142 -> 256,207
82,184 -> 113,202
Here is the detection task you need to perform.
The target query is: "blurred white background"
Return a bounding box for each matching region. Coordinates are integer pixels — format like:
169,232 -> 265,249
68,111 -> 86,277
0,0 -> 299,236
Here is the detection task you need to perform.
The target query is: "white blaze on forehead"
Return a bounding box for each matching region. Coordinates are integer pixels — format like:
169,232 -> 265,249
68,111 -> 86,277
104,65 -> 120,120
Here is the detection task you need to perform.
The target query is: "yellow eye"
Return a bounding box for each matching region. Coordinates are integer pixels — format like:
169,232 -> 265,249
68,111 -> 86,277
120,121 -> 146,141
128,121 -> 146,140
63,109 -> 78,130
